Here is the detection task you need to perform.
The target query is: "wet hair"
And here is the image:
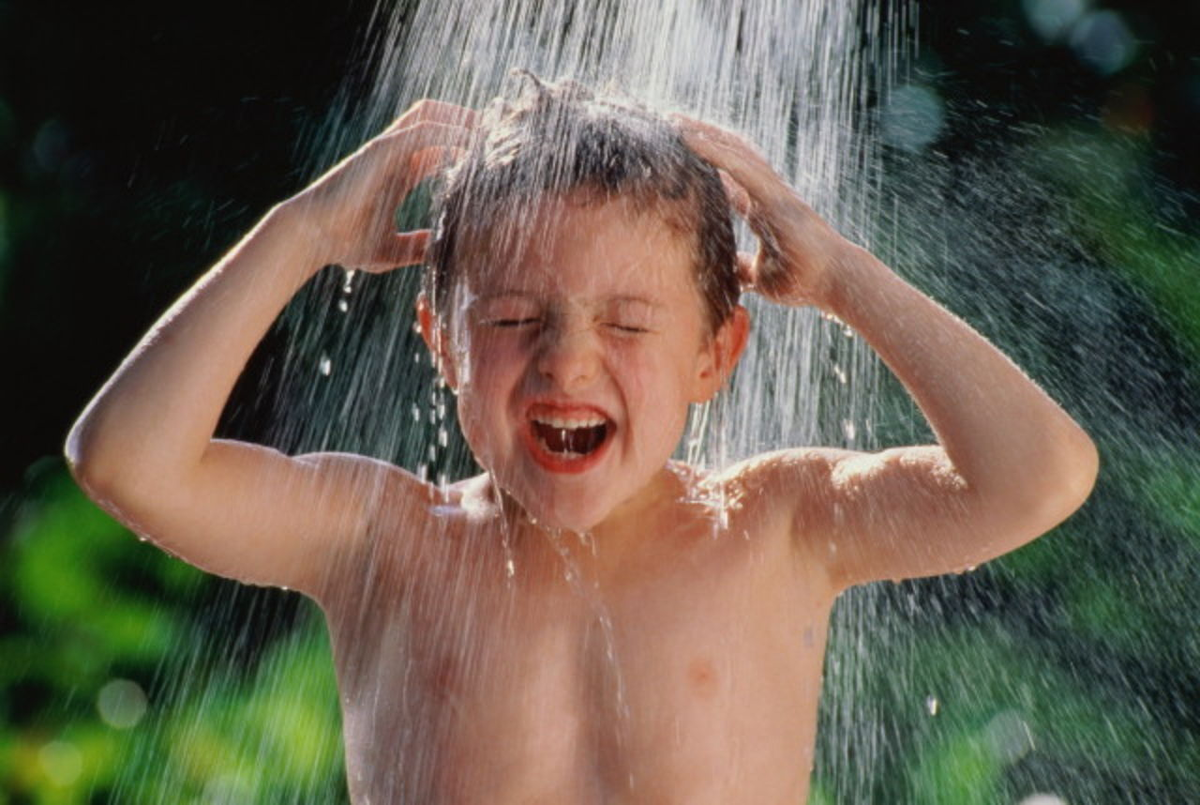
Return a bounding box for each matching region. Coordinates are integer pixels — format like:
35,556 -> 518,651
424,73 -> 740,332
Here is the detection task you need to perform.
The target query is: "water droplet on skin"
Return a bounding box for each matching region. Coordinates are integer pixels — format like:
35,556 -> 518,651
319,356 -> 332,376
926,695 -> 939,716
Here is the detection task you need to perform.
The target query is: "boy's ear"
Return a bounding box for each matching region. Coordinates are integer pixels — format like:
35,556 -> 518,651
416,292 -> 459,391
692,305 -> 750,403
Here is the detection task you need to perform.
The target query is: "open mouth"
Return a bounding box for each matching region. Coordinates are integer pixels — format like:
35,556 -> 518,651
525,406 -> 614,471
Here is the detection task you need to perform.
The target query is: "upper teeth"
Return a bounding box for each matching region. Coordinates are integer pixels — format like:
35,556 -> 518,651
533,414 -> 606,429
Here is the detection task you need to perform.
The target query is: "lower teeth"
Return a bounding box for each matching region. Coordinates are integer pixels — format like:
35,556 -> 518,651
537,436 -> 585,459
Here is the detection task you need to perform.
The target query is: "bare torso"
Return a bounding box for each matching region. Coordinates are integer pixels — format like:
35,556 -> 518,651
319,465 -> 834,804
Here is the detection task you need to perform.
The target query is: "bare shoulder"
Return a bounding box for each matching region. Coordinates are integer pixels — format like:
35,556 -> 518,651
301,452 -> 447,602
706,448 -> 841,550
312,467 -> 506,605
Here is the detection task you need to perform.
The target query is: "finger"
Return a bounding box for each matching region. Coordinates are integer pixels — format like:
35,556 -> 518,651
372,123 -> 473,199
718,169 -> 752,218
382,119 -> 474,152
672,115 -> 785,209
385,99 -> 479,134
367,229 -> 431,271
735,251 -> 756,291
408,145 -> 465,184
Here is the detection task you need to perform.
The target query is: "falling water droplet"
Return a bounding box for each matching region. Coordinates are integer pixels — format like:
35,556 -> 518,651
833,364 -> 848,384
342,268 -> 357,294
411,404 -> 421,422
437,427 -> 448,447
926,695 -> 939,716
337,298 -> 349,313
842,419 -> 857,440
319,355 -> 332,376
505,558 -> 516,577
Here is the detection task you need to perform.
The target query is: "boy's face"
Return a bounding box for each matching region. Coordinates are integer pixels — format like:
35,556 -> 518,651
424,193 -> 745,532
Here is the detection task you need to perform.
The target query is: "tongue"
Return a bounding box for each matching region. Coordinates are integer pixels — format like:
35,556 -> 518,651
534,422 -> 607,454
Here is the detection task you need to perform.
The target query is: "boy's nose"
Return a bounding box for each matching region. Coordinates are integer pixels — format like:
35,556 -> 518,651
535,324 -> 600,391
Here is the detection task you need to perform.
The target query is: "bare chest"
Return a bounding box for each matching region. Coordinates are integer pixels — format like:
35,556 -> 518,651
325,510 -> 831,803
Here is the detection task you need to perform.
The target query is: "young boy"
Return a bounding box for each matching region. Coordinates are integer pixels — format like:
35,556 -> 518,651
66,79 -> 1098,803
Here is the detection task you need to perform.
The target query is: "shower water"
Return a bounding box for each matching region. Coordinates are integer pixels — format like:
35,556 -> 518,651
283,0 -> 910,800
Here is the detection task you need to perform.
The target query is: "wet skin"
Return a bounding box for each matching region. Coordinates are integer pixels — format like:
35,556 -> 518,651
317,197 -> 832,802
67,100 -> 1097,804
323,466 -> 834,805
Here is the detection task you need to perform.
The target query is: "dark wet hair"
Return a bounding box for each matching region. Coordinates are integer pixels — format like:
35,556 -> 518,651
424,73 -> 739,332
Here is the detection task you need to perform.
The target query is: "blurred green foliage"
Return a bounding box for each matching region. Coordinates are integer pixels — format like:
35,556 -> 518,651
1,464 -> 345,802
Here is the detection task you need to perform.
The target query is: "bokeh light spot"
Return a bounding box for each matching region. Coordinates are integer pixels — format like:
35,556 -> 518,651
881,84 -> 946,153
1022,0 -> 1088,42
38,740 -> 83,787
983,710 -> 1034,763
1070,11 -> 1137,75
97,677 -> 148,729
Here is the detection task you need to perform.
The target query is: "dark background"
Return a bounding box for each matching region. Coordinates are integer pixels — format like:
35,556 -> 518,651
3,0 -> 1199,802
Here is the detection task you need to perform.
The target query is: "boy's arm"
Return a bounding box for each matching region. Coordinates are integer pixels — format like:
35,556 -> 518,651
680,118 -> 1099,592
66,101 -> 472,599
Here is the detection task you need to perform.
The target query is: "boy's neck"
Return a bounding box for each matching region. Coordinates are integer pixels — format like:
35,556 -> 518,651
468,463 -> 706,567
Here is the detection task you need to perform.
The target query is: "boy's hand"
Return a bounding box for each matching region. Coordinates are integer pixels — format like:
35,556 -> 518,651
674,116 -> 847,309
288,99 -> 476,272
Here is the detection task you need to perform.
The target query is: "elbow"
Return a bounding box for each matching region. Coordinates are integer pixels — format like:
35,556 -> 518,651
65,428 -> 115,503
1056,426 -> 1100,517
1023,428 -> 1100,536
64,416 -> 132,503
65,418 -> 102,490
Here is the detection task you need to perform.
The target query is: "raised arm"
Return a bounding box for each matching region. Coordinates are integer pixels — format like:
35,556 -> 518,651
678,117 -> 1098,592
65,101 -> 473,598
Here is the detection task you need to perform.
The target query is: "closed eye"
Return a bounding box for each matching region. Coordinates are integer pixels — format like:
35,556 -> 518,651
488,318 -> 540,328
605,323 -> 651,334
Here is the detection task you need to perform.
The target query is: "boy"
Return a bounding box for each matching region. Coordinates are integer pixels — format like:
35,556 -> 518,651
66,79 -> 1098,803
